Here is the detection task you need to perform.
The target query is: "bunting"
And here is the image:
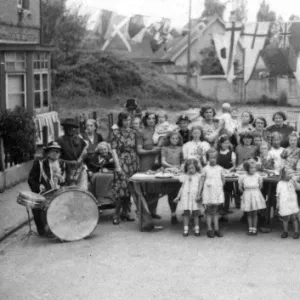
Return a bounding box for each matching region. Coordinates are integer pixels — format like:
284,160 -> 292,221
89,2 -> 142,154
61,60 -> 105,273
213,22 -> 242,83
102,13 -> 131,52
278,22 -> 292,49
128,15 -> 147,39
148,18 -> 172,52
242,22 -> 270,85
94,10 -> 113,39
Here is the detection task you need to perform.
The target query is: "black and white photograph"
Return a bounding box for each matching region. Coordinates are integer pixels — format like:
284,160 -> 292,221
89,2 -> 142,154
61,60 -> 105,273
1,0 -> 300,299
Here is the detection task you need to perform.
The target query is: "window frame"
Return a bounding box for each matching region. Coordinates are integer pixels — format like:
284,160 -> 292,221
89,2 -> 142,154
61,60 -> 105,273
5,52 -> 26,72
17,0 -> 30,11
6,73 -> 27,109
33,71 -> 49,111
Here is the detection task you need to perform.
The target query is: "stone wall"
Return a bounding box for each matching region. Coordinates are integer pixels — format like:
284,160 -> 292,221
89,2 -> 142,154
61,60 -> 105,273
167,74 -> 300,105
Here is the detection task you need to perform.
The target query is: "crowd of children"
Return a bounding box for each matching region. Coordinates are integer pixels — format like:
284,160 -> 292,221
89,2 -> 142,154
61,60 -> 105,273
103,100 -> 300,239
134,104 -> 300,239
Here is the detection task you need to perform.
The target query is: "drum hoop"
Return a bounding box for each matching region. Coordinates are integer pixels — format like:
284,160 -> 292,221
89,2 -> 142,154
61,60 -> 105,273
45,186 -> 99,241
49,186 -> 97,202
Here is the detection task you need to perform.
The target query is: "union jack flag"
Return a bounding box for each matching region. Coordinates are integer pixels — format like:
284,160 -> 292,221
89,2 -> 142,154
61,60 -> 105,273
278,22 -> 292,49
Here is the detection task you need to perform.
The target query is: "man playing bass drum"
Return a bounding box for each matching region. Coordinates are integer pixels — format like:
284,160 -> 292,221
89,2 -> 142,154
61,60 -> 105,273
28,142 -> 68,237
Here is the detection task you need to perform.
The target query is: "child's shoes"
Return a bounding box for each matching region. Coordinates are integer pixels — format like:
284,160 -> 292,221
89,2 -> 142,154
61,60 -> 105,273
207,230 -> 215,238
293,232 -> 299,239
215,230 -> 223,238
281,232 -> 288,238
183,231 -> 189,237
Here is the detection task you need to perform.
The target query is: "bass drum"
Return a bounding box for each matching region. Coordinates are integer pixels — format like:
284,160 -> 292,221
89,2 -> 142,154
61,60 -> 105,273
45,186 -> 99,242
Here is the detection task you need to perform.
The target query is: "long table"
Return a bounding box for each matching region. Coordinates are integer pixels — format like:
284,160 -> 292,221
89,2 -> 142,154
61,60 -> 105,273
130,173 -> 281,231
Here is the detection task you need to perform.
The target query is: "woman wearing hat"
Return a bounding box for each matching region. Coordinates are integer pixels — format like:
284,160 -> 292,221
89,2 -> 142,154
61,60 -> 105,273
28,141 -> 68,236
57,118 -> 88,189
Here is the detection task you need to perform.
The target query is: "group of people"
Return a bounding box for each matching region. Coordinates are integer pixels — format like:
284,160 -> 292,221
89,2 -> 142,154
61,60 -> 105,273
28,99 -> 300,240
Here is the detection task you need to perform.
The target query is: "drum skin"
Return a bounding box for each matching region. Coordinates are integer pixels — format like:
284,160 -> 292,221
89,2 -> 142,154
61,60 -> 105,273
17,191 -> 46,209
46,187 -> 99,242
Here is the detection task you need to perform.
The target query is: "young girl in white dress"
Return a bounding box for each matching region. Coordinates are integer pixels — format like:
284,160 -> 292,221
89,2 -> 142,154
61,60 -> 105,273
276,168 -> 300,239
200,148 -> 225,238
182,126 -> 210,167
239,161 -> 266,236
174,159 -> 202,237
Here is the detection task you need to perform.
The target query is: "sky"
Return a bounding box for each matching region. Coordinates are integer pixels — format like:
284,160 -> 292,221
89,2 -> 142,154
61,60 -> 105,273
66,0 -> 300,29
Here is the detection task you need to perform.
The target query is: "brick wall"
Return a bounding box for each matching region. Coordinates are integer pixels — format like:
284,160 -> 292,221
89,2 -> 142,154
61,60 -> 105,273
0,23 -> 39,43
0,0 -> 40,43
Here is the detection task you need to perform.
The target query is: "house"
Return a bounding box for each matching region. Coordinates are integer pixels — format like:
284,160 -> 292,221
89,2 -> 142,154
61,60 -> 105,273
162,17 -> 226,67
0,0 -> 60,143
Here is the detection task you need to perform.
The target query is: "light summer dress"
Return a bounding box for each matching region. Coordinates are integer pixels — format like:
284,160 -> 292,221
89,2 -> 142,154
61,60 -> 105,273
239,173 -> 266,212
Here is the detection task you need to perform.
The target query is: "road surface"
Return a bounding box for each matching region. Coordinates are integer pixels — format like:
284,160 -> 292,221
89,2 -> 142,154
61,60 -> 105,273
0,201 -> 300,300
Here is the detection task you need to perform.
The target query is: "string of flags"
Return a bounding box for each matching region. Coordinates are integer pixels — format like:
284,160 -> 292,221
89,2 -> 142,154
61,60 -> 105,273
94,9 -> 180,53
94,10 -> 300,84
213,21 -> 300,84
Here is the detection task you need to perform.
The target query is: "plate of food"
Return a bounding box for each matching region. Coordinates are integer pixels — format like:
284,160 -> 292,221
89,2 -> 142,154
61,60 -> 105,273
155,172 -> 174,179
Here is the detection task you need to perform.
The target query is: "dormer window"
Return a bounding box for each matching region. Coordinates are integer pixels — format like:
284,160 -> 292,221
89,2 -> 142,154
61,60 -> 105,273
18,0 -> 30,11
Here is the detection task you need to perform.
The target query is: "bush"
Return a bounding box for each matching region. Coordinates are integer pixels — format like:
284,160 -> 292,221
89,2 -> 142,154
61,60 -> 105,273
0,107 -> 36,164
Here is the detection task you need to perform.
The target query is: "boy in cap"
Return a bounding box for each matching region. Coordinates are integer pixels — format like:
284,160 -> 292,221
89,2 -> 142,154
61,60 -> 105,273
176,115 -> 191,144
28,141 -> 68,236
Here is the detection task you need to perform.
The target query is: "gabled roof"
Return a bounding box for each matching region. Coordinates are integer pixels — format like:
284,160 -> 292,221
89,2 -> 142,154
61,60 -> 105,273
162,17 -> 224,62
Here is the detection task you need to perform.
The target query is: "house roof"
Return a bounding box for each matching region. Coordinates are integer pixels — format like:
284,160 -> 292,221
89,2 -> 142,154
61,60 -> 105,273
162,17 -> 224,62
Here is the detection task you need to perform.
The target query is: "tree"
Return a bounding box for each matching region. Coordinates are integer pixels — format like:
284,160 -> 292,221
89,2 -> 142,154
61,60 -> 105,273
289,14 -> 300,21
235,0 -> 248,22
200,41 -> 224,75
201,0 -> 226,20
256,0 -> 276,22
42,0 -> 89,66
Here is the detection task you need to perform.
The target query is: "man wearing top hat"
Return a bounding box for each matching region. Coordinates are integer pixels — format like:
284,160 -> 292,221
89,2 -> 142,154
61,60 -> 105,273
28,141 -> 68,236
56,118 -> 88,189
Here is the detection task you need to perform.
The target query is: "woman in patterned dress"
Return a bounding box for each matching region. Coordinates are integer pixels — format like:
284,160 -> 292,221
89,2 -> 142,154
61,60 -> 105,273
111,112 -> 139,225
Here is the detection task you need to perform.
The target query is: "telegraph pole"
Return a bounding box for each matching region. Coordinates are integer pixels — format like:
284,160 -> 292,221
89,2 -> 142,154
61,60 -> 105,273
186,0 -> 192,87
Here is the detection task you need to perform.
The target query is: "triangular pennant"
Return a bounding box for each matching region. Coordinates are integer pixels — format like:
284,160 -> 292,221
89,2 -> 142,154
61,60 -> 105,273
293,52 -> 300,83
242,22 -> 270,85
102,13 -> 131,52
131,27 -> 147,43
278,22 -> 292,49
213,22 -> 242,83
128,15 -> 146,39
94,9 -> 113,38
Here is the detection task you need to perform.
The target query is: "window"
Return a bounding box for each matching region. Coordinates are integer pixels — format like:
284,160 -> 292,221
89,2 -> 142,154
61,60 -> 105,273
33,53 -> 49,70
18,0 -> 30,10
34,73 -> 49,109
5,52 -> 26,71
7,75 -> 26,109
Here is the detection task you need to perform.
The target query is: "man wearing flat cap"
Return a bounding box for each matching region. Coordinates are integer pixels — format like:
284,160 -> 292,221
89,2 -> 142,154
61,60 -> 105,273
28,141 -> 68,236
56,118 -> 88,189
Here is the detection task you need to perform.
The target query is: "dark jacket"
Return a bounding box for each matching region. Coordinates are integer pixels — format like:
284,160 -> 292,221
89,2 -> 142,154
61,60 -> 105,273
56,135 -> 86,161
179,129 -> 191,144
81,132 -> 103,152
83,152 -> 114,173
266,124 -> 294,148
28,159 -> 67,193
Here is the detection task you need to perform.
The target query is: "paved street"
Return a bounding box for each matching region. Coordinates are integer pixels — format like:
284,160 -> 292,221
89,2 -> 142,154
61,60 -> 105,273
1,200 -> 300,300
